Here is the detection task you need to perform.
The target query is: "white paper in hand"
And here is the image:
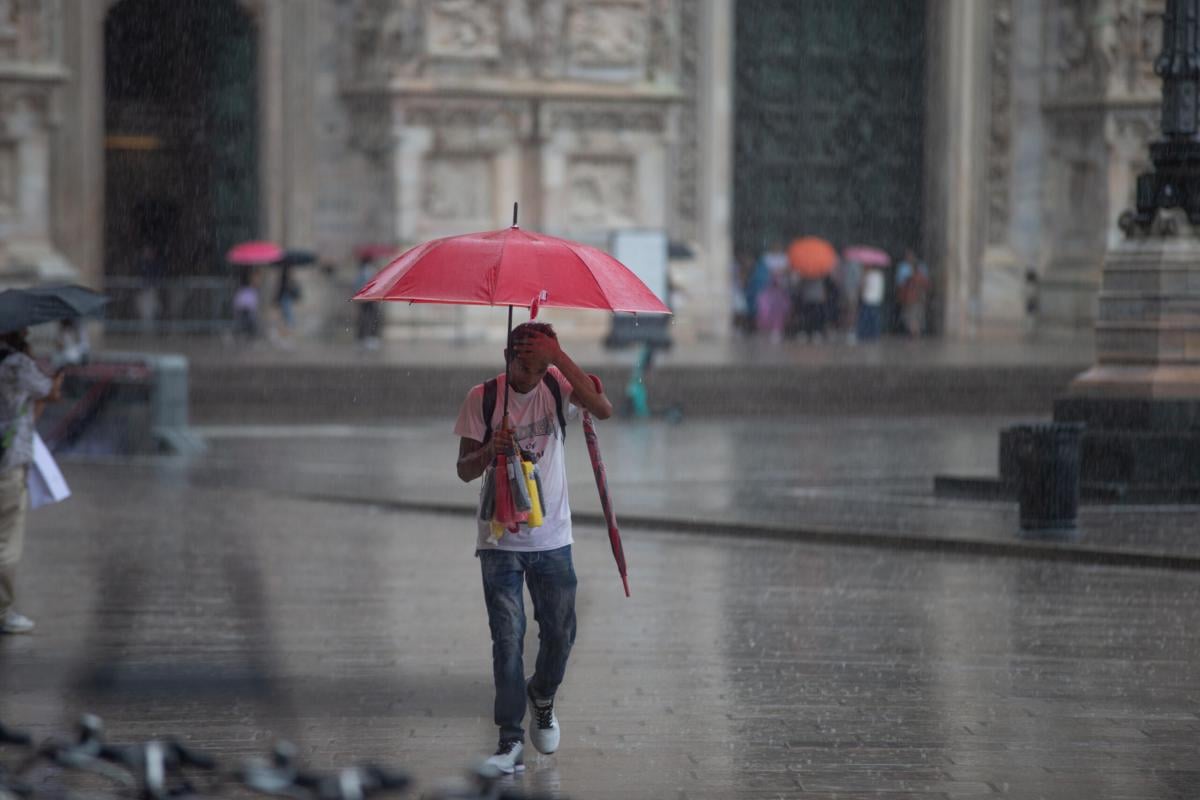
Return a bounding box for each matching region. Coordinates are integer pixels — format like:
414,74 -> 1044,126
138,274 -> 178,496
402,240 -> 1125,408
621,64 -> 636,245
28,433 -> 70,509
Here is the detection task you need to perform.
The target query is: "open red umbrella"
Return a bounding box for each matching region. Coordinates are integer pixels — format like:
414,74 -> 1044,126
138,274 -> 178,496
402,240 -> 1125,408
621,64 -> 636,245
355,223 -> 669,315
227,241 -> 284,266
842,245 -> 891,267
354,205 -> 666,596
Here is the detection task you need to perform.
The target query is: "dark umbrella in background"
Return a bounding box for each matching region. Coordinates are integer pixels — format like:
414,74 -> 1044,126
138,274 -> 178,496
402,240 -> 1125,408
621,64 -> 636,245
274,249 -> 318,268
0,284 -> 110,334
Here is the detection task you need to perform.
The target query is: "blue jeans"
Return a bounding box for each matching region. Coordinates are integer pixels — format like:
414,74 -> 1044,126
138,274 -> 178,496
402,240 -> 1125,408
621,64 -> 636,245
478,545 -> 578,743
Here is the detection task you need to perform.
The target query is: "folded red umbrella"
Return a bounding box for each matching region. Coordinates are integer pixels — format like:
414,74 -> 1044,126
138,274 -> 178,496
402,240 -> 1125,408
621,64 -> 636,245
583,374 -> 628,597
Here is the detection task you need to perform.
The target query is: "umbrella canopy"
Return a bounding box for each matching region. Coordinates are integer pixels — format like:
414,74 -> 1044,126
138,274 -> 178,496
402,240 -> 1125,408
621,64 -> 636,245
275,249 -> 318,268
0,284 -> 110,334
787,237 -> 838,279
356,214 -> 657,599
353,225 -> 671,315
843,245 -> 891,267
227,241 -> 285,266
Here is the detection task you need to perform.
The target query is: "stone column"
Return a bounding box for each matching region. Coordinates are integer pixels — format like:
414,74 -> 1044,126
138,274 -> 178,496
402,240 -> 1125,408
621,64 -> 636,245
980,0 -> 1045,328
54,0 -> 103,287
923,0 -> 990,337
0,0 -> 74,284
694,0 -> 733,341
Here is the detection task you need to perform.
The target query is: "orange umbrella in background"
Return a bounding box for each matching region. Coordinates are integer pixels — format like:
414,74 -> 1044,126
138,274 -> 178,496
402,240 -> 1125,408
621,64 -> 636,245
787,237 -> 838,278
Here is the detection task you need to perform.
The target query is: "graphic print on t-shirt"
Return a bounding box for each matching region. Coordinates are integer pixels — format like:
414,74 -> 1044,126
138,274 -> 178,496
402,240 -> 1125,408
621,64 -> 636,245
453,367 -> 577,552
513,413 -> 558,457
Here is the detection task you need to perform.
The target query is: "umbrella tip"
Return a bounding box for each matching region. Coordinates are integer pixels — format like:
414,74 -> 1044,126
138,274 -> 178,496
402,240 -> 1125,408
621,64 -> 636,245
512,201 -> 519,228
622,575 -> 630,597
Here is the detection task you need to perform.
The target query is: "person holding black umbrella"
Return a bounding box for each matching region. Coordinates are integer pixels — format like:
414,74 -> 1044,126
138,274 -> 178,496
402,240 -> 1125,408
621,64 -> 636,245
0,328 -> 62,634
454,321 -> 612,774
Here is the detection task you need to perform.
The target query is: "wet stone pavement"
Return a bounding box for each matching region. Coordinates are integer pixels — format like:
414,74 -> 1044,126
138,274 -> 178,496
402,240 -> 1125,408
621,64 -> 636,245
1,420 -> 1199,799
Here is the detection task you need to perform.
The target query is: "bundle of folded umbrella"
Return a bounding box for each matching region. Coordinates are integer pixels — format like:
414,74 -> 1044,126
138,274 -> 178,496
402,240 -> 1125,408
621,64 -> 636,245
479,444 -> 547,544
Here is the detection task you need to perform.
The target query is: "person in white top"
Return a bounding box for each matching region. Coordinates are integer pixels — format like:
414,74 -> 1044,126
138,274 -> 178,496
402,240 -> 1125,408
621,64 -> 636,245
0,328 -> 62,634
454,321 -> 612,773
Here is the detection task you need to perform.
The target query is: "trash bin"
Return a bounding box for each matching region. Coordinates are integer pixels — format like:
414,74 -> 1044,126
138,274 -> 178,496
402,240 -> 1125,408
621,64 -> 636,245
1013,422 -> 1085,533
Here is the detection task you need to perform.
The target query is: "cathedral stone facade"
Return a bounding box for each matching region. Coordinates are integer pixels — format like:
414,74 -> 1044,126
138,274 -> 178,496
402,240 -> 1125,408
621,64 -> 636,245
0,1 -> 1172,340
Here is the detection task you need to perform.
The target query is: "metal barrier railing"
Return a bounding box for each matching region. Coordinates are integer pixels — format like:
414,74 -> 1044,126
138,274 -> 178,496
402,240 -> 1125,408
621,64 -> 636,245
101,277 -> 237,334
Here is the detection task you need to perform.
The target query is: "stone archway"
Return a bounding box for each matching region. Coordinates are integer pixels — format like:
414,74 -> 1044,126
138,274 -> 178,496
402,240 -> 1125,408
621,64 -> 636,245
101,0 -> 259,327
56,0 -> 306,318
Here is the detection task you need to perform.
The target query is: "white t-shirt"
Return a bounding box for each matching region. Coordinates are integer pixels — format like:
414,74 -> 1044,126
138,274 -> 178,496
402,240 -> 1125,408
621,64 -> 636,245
861,269 -> 886,305
454,367 -> 579,552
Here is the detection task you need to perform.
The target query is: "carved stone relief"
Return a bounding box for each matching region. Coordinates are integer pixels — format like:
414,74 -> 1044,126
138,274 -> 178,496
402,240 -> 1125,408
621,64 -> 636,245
566,1 -> 647,74
404,99 -> 524,134
567,155 -> 635,227
988,0 -> 1013,246
1047,0 -> 1107,101
347,0 -> 423,83
423,154 -> 492,220
1096,0 -> 1163,97
427,0 -> 501,59
1045,111 -> 1108,255
1046,0 -> 1163,102
671,0 -> 698,241
547,103 -> 669,134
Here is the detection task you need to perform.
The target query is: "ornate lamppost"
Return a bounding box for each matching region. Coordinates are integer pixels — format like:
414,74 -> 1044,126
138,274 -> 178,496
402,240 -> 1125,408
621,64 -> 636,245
1057,0 -> 1200,497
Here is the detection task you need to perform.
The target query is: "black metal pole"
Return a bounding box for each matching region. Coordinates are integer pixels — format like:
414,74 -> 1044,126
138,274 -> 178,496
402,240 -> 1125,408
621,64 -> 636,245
502,304 -> 513,427
1127,0 -> 1200,228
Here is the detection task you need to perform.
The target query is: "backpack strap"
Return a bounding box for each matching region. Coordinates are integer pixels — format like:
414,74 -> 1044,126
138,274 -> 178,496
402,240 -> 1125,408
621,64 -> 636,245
480,373 -> 567,444
542,372 -> 567,441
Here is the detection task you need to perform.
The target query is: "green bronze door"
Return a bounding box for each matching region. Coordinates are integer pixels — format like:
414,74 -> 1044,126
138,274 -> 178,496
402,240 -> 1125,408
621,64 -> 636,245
734,0 -> 926,260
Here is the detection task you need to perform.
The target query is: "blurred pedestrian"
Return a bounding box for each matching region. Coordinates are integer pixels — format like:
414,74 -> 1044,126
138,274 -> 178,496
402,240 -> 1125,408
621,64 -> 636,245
232,268 -> 261,341
52,318 -> 90,370
897,256 -> 932,337
730,252 -> 755,334
272,264 -> 301,344
797,277 -> 828,342
1024,267 -> 1040,332
894,248 -> 926,335
837,258 -> 864,343
453,322 -> 612,774
134,243 -> 165,335
756,271 -> 791,343
355,256 -> 382,350
858,264 -> 886,341
0,328 -> 63,634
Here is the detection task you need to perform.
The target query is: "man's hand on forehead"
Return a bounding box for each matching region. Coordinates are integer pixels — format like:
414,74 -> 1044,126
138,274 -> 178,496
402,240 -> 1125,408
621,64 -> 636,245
513,330 -> 561,365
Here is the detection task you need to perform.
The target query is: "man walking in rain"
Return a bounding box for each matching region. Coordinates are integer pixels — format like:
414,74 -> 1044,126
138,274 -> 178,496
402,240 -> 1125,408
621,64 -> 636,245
454,321 -> 612,773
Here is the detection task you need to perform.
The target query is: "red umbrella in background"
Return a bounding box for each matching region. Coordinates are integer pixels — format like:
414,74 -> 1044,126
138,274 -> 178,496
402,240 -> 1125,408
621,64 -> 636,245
787,236 -> 838,278
354,204 -> 667,596
227,241 -> 284,266
842,245 -> 891,267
